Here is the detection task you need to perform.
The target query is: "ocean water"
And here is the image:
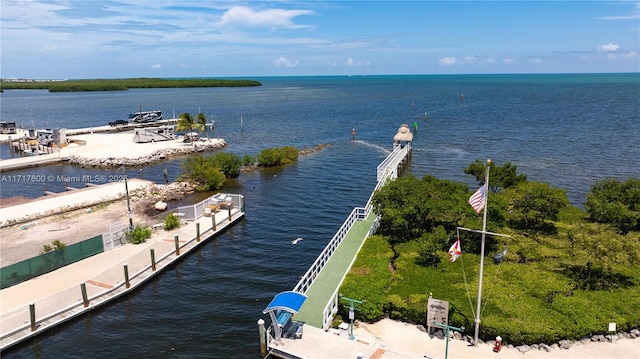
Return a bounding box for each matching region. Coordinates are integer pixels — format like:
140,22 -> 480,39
1,74 -> 639,358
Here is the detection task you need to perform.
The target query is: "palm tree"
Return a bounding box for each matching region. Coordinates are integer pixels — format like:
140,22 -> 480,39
196,112 -> 208,140
177,112 -> 204,143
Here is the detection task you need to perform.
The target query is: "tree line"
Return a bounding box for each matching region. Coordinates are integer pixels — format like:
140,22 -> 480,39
338,160 -> 640,345
0,78 -> 262,92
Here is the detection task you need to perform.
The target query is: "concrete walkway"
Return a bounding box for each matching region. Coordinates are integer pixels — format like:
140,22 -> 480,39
0,197 -> 244,352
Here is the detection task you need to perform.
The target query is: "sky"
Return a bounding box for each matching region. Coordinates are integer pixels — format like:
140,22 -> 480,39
1,1 -> 639,79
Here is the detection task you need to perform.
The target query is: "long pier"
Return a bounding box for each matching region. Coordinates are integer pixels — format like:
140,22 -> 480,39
0,191 -> 245,352
261,138 -> 412,358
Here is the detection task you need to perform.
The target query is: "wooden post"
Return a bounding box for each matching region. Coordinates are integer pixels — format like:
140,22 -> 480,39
81,282 -> 89,307
228,206 -> 232,222
174,234 -> 180,255
258,319 -> 267,358
211,212 -> 217,231
29,302 -> 36,331
150,248 -> 156,271
196,222 -> 201,242
124,263 -> 130,288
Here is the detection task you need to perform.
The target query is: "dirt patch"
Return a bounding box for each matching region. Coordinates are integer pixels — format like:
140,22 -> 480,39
0,199 -> 142,266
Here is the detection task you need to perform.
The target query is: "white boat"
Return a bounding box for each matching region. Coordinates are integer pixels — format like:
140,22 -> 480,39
133,125 -> 175,143
129,110 -> 162,123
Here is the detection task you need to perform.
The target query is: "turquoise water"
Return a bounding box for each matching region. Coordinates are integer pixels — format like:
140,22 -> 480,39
1,73 -> 639,358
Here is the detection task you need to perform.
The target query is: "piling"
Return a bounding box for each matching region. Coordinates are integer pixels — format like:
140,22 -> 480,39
150,249 -> 156,271
81,282 -> 89,307
196,222 -> 201,242
29,303 -> 36,332
258,319 -> 267,358
211,213 -> 217,231
228,207 -> 232,222
174,234 -> 180,255
124,263 -> 130,288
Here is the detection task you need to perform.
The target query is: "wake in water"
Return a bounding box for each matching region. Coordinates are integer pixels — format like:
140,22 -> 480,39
418,145 -> 468,157
353,140 -> 392,155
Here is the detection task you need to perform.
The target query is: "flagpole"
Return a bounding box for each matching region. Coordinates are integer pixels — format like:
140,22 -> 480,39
474,159 -> 490,346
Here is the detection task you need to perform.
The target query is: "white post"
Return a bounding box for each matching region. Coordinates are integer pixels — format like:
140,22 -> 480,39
474,159 -> 491,346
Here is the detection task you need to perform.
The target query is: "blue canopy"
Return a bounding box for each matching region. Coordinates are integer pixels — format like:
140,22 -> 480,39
263,291 -> 307,314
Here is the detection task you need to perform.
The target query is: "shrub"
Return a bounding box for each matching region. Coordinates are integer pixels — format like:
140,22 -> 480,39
129,226 -> 152,244
585,177 -> 640,233
257,148 -> 281,167
257,146 -> 299,167
40,240 -> 67,254
164,213 -> 180,231
209,152 -> 242,177
181,156 -> 226,191
242,154 -> 256,167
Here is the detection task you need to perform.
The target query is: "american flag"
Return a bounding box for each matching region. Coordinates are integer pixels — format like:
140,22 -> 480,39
468,186 -> 486,214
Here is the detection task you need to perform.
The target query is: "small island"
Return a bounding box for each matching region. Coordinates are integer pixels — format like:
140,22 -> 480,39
0,78 -> 262,92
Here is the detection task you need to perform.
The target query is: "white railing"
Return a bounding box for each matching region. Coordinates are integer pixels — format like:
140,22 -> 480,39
292,207 -> 361,294
102,193 -> 245,251
141,193 -> 244,228
289,141 -> 411,331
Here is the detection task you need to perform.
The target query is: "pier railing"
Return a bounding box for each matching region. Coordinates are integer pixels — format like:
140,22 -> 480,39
290,142 -> 410,330
104,193 -> 245,250
140,193 -> 244,229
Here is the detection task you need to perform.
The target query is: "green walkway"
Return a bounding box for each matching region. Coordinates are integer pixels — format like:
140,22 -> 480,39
294,212 -> 375,328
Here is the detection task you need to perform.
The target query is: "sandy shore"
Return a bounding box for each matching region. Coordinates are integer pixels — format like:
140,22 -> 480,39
0,130 -> 226,170
66,131 -> 225,165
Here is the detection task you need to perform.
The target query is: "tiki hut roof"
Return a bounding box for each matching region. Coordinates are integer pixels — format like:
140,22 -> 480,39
393,124 -> 413,143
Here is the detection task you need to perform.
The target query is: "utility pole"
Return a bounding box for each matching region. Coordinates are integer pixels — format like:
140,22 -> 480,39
122,165 -> 134,231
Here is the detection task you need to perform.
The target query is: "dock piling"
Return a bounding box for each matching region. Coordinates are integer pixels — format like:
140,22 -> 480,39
211,213 -> 217,231
150,249 -> 156,271
196,222 -> 201,242
124,263 -> 130,288
258,319 -> 267,358
81,282 -> 89,307
29,303 -> 36,332
174,234 -> 180,255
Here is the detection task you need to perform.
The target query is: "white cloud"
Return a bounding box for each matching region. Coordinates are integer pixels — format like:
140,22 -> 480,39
439,57 -> 457,66
151,64 -> 162,69
219,6 -> 314,28
527,58 -> 544,64
345,57 -> 370,66
599,43 -> 620,52
273,57 -> 299,68
439,55 -> 495,66
463,55 -> 477,64
502,57 -> 517,64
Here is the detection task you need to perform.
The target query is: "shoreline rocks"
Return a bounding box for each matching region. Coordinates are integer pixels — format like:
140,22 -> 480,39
70,139 -> 227,168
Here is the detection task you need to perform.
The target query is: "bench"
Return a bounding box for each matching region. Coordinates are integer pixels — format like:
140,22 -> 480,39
276,311 -> 292,328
